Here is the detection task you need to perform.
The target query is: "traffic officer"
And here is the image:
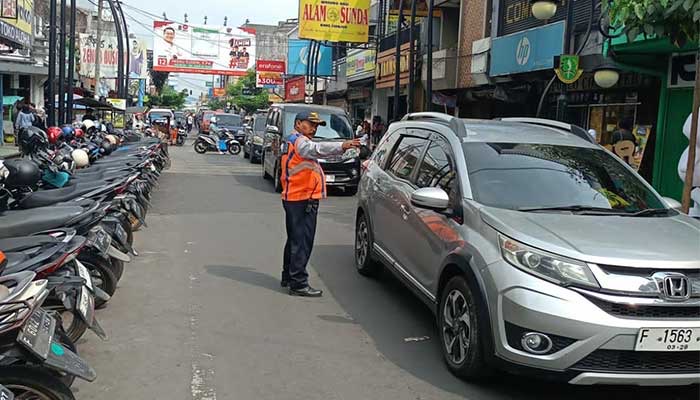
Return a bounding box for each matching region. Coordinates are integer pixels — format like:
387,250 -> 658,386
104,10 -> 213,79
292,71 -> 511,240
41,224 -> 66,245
281,111 -> 360,297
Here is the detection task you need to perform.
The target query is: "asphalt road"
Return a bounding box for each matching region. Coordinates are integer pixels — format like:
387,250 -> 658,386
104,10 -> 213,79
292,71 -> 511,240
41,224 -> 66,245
74,143 -> 697,400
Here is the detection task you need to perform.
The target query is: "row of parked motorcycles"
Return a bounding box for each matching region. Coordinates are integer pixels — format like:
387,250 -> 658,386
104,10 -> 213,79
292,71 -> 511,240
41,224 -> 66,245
0,119 -> 168,399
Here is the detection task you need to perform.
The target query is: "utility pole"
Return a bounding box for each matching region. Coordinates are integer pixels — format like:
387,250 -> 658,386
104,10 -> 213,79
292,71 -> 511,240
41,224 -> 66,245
48,0 -> 57,125
66,0 -> 77,123
94,0 -> 103,99
58,0 -> 67,125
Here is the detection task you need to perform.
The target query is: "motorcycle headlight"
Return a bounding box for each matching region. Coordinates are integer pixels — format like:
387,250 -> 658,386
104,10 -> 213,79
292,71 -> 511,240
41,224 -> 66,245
252,136 -> 264,145
498,235 -> 599,288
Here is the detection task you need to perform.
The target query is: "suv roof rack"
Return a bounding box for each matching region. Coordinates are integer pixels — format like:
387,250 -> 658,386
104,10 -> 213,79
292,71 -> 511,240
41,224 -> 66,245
497,117 -> 596,144
401,112 -> 468,138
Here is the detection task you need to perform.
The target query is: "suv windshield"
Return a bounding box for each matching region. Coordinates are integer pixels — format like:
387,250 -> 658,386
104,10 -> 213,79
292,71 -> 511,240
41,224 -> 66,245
463,143 -> 665,212
283,111 -> 353,139
148,111 -> 172,121
215,115 -> 241,126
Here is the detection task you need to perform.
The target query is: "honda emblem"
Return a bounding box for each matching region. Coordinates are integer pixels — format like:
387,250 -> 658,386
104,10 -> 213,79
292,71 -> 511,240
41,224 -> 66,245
652,272 -> 691,301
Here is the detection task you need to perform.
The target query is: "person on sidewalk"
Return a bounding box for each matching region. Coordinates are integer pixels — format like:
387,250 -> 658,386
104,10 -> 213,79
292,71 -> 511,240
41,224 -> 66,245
281,111 -> 360,297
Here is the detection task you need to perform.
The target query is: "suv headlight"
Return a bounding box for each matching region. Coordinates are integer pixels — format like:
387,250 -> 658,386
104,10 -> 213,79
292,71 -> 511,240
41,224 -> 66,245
343,148 -> 359,160
498,235 -> 599,288
252,136 -> 264,145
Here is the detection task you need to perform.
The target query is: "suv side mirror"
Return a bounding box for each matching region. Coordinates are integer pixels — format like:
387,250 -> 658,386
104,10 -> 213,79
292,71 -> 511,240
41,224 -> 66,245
662,196 -> 682,210
266,125 -> 280,135
411,187 -> 449,211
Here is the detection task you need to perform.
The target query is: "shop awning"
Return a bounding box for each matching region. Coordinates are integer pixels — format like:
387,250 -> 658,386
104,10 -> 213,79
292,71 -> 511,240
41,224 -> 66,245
2,95 -> 24,106
74,98 -> 116,110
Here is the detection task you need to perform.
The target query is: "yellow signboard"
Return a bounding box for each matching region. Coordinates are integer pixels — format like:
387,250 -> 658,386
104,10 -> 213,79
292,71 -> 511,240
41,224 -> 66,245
346,49 -> 375,80
0,0 -> 33,47
298,0 -> 370,43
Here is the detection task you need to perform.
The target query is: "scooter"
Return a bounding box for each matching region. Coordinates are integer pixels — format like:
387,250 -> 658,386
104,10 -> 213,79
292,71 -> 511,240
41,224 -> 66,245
176,128 -> 187,146
193,129 -> 241,155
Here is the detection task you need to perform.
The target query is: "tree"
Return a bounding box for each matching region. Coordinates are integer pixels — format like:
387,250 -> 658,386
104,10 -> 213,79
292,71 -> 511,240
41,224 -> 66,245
604,0 -> 700,212
150,71 -> 170,94
226,69 -> 270,113
148,86 -> 188,109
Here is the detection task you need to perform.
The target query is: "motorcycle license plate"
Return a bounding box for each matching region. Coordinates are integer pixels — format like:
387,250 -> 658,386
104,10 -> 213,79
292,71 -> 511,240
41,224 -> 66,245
88,227 -> 111,255
16,308 -> 55,360
635,328 -> 700,351
325,175 -> 335,183
114,223 -> 128,244
76,260 -> 94,291
0,384 -> 13,400
77,287 -> 94,324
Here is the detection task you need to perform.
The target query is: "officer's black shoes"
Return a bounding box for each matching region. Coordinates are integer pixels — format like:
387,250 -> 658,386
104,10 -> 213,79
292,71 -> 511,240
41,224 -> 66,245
289,286 -> 323,297
280,280 -> 289,288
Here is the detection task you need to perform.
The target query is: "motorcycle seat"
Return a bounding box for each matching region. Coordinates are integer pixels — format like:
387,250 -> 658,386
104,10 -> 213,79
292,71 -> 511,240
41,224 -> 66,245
0,235 -> 60,253
0,206 -> 84,239
17,181 -> 106,209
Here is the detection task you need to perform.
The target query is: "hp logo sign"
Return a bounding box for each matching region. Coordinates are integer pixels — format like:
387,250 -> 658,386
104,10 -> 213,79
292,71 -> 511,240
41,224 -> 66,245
516,37 -> 531,66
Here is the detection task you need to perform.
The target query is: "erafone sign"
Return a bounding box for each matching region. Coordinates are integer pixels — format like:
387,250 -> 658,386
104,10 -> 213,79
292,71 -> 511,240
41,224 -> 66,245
256,60 -> 285,87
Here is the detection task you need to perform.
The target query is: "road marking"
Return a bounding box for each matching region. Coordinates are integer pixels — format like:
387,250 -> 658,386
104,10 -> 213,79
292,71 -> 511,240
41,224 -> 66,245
189,273 -> 218,400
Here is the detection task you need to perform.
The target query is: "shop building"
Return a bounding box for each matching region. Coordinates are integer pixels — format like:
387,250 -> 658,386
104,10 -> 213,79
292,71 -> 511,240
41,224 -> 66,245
346,48 -> 376,123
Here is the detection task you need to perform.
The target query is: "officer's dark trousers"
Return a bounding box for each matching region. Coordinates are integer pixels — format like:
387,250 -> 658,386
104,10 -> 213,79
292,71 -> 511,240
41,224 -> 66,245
282,199 -> 319,289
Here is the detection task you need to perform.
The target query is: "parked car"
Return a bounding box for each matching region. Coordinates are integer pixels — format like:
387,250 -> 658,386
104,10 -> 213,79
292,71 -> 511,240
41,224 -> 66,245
262,104 -> 359,195
243,113 -> 268,163
211,113 -> 245,142
355,112 -> 700,386
200,110 -> 215,133
145,108 -> 174,126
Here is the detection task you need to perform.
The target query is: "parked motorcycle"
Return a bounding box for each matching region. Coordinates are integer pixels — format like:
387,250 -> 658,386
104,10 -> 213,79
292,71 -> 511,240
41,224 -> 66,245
194,129 -> 241,155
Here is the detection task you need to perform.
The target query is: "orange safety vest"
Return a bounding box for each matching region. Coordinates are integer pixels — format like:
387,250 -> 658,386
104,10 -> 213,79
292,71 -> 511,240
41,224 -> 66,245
281,132 -> 326,201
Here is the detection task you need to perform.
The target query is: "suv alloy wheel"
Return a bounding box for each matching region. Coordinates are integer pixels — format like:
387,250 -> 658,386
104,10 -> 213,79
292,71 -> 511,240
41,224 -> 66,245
355,212 -> 379,276
438,275 -> 491,379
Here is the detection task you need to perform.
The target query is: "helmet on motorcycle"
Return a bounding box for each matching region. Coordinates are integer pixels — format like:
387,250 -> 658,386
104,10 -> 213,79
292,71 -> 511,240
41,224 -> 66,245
105,134 -> 118,145
71,149 -> 90,168
82,119 -> 96,133
100,139 -> 113,155
47,126 -> 62,144
60,125 -> 75,141
73,128 -> 85,138
17,127 -> 49,154
2,159 -> 41,188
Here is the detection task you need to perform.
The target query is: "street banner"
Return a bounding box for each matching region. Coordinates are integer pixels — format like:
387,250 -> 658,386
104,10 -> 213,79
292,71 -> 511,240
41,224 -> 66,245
152,21 -> 256,76
128,38 -> 149,79
287,40 -> 332,76
105,98 -> 126,128
0,0 -> 33,48
213,88 -> 227,97
79,33 -> 122,79
346,49 -> 375,81
285,76 -> 305,102
256,60 -> 285,87
298,0 -> 370,43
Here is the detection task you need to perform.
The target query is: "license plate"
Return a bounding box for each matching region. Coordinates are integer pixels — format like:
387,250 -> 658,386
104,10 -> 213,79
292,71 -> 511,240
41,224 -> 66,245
16,308 -> 55,360
76,261 -> 94,291
325,174 -> 335,183
115,223 -> 128,244
77,287 -> 93,323
0,384 -> 14,400
635,328 -> 700,351
89,228 -> 111,254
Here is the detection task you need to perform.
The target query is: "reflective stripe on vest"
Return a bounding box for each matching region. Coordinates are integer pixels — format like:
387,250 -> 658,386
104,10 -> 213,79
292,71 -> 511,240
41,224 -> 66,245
281,133 -> 326,201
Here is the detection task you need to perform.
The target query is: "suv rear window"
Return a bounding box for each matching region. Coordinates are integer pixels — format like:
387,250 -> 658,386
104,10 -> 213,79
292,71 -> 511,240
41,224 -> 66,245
463,142 -> 665,212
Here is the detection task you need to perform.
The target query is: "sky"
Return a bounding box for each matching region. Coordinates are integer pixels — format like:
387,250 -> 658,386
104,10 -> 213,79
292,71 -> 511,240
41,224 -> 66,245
77,0 -> 299,98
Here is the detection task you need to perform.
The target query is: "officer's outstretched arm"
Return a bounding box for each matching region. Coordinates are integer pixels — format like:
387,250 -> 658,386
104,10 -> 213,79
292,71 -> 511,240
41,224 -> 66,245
295,136 -> 344,160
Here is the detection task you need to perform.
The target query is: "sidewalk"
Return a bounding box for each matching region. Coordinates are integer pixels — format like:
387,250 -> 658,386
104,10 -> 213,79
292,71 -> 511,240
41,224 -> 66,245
0,145 -> 19,159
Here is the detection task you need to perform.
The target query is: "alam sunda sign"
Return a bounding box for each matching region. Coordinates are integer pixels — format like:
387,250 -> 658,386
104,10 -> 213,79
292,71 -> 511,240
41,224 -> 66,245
298,0 -> 370,43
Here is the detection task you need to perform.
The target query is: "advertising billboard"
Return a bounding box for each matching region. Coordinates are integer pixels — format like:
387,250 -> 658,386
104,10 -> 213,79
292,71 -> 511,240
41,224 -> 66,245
79,33 -> 122,79
0,0 -> 33,47
153,21 -> 255,76
287,40 -> 332,76
285,76 -> 306,103
128,38 -> 149,79
346,49 -> 375,81
298,0 -> 370,43
256,60 -> 285,87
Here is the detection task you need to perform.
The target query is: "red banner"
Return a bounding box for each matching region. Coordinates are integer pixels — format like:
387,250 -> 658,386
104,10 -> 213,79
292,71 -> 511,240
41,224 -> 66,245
257,60 -> 285,73
213,88 -> 227,97
285,76 -> 305,102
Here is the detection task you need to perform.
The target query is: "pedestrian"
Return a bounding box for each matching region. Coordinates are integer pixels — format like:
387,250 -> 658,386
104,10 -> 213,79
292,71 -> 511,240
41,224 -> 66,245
281,111 -> 360,297
371,116 -> 385,148
15,104 -> 35,132
187,113 -> 194,132
33,107 -> 47,130
611,117 -> 637,146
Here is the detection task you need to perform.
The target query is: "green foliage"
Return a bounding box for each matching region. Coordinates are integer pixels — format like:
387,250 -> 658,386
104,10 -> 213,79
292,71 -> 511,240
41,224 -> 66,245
605,0 -> 700,46
226,69 -> 270,114
207,98 -> 228,111
147,86 -> 188,109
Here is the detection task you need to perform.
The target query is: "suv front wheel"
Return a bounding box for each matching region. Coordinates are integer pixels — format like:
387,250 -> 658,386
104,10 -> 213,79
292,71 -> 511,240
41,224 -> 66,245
438,275 -> 491,380
355,212 -> 379,276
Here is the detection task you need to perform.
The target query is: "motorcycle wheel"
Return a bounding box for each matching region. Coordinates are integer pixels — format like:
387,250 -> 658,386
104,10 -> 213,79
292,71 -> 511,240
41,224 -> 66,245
79,254 -> 118,308
43,305 -> 87,344
176,135 -> 185,146
194,141 -> 208,154
228,143 -> 241,155
0,366 -> 75,400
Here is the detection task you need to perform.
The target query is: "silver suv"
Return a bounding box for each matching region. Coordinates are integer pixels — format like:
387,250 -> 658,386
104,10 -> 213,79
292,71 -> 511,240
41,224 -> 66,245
355,113 -> 700,386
